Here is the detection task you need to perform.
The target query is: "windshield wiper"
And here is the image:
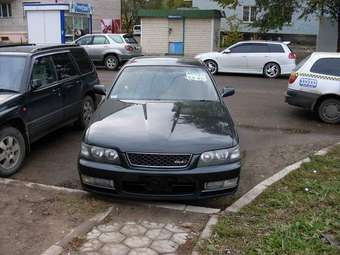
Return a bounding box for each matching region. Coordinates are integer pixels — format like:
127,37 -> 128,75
0,88 -> 18,93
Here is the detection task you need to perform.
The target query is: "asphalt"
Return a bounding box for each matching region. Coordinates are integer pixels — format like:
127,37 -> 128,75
12,69 -> 340,209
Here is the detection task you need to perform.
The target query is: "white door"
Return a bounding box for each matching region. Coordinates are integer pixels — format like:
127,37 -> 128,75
245,43 -> 271,73
219,43 -> 250,73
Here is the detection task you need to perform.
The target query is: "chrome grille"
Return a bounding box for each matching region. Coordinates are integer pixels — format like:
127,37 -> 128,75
126,153 -> 192,168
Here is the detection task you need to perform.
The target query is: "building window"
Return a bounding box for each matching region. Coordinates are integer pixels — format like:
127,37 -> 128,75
243,6 -> 256,23
0,3 -> 12,18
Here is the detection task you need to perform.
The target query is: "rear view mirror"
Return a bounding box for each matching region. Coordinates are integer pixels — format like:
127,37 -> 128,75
31,79 -> 42,90
223,49 -> 231,54
221,87 -> 235,97
93,85 -> 106,95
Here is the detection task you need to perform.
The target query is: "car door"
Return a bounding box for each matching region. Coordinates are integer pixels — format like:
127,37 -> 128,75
51,52 -> 83,122
87,35 -> 110,61
219,43 -> 250,72
26,55 -> 63,140
76,36 -> 93,55
245,43 -> 271,73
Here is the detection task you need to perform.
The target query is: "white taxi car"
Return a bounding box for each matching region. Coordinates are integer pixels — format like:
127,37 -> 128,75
286,52 -> 340,124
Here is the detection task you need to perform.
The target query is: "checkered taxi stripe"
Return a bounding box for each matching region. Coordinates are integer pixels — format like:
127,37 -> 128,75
298,72 -> 340,81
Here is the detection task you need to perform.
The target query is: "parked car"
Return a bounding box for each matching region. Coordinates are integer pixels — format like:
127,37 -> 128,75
78,57 -> 241,200
0,44 -> 101,176
196,41 -> 296,78
286,52 -> 340,124
133,25 -> 141,36
74,33 -> 142,70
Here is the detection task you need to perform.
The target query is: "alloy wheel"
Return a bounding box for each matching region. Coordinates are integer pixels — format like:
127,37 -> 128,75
319,99 -> 340,123
264,63 -> 280,78
83,99 -> 94,125
105,56 -> 118,70
205,60 -> 218,74
0,136 -> 21,170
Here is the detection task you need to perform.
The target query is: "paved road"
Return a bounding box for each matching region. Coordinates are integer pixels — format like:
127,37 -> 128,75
13,69 -> 340,209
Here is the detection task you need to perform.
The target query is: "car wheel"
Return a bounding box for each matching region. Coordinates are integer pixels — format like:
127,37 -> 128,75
263,62 -> 281,78
104,55 -> 119,70
204,60 -> 218,75
317,98 -> 340,124
78,96 -> 95,129
0,126 -> 26,177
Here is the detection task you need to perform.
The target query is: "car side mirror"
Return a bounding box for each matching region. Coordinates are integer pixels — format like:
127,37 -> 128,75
223,49 -> 231,54
221,87 -> 235,97
93,85 -> 106,95
31,79 -> 42,90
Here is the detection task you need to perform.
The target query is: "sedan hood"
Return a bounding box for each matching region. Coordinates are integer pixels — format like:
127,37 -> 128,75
0,92 -> 20,105
86,100 -> 237,154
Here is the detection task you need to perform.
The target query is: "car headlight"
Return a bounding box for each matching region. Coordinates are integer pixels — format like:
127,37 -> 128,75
198,146 -> 240,167
80,143 -> 120,164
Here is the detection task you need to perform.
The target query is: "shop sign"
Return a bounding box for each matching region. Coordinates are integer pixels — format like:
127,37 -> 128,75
70,2 -> 93,14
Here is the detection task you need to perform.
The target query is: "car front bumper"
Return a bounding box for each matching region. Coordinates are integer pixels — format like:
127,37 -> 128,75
285,89 -> 319,110
78,159 -> 241,200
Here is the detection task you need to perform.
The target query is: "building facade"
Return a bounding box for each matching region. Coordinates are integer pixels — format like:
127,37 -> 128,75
192,0 -> 319,43
0,0 -> 121,43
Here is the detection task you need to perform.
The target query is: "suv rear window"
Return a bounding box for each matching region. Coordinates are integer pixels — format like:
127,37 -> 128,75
310,58 -> 340,77
71,48 -> 93,74
123,35 -> 137,44
268,44 -> 285,53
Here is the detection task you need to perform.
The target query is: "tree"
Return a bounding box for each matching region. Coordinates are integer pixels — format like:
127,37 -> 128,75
253,0 -> 340,51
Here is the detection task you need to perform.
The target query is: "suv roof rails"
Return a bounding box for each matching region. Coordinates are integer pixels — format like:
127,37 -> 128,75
31,44 -> 77,53
0,43 -> 35,48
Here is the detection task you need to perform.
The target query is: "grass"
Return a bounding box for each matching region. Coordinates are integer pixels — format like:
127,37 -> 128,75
201,146 -> 340,255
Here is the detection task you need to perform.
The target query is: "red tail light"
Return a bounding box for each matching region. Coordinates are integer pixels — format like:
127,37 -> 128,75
125,45 -> 134,52
288,52 -> 296,59
288,72 -> 298,84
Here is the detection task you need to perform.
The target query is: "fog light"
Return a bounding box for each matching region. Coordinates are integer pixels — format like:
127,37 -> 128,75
81,175 -> 115,190
204,178 -> 238,191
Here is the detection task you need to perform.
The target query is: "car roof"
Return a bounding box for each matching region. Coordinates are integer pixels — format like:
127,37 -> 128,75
82,33 -> 128,37
237,40 -> 288,45
0,44 -> 80,55
125,56 -> 203,67
310,52 -> 340,58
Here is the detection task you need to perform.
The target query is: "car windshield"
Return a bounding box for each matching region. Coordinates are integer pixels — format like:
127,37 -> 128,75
110,66 -> 219,101
123,35 -> 138,44
0,55 -> 26,92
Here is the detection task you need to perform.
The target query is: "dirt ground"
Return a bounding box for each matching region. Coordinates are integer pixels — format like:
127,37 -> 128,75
0,181 -> 110,255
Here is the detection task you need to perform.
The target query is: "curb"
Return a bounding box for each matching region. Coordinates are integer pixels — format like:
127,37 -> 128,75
41,206 -> 113,255
191,142 -> 340,255
0,177 -> 220,215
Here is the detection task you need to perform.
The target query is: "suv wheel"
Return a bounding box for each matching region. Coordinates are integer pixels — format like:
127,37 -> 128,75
204,60 -> 218,75
263,62 -> 281,78
317,98 -> 340,124
77,96 -> 95,129
0,127 -> 26,177
104,55 -> 119,70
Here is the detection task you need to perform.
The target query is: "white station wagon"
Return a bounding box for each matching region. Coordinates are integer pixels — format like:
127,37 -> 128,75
196,41 -> 296,78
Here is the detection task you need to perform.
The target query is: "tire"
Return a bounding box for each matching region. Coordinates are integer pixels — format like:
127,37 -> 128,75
0,126 -> 26,177
77,96 -> 95,129
104,54 -> 119,70
317,98 -> 340,124
204,60 -> 218,75
263,62 -> 281,78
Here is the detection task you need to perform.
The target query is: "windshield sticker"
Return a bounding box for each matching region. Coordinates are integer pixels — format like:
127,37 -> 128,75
185,71 -> 207,82
299,77 -> 318,88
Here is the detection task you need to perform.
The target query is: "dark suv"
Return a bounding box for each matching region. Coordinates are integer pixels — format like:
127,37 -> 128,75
0,44 -> 100,176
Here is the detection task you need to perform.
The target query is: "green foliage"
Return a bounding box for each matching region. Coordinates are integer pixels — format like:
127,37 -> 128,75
221,15 -> 243,47
213,0 -> 239,8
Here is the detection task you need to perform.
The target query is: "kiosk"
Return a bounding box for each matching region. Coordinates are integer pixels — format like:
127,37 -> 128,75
24,2 -> 93,44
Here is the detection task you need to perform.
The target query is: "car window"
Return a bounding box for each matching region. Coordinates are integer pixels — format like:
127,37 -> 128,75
123,35 -> 137,44
0,55 -> 26,92
110,66 -> 219,101
230,44 -> 251,53
77,36 -> 92,45
248,43 -> 270,53
71,48 -> 94,74
92,36 -> 109,45
31,56 -> 57,88
51,53 -> 77,80
310,58 -> 340,77
268,44 -> 285,53
108,35 -> 124,44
